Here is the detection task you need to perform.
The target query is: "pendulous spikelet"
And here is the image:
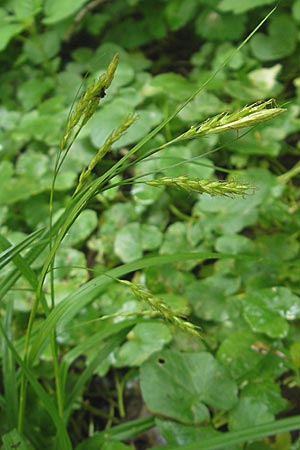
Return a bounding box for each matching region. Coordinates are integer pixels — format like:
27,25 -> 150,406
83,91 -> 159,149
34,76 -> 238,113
119,279 -> 201,337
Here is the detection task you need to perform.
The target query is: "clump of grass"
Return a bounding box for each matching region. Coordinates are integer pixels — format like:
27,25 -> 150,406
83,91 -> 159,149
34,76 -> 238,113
8,45 -> 288,450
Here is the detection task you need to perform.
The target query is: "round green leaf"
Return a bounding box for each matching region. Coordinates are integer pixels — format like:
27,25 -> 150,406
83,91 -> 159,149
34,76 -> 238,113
140,350 -> 238,424
141,224 -> 163,250
43,0 -> 89,24
219,0 -> 276,14
63,209 -> 98,246
114,222 -> 143,263
228,397 -> 274,431
250,15 -> 298,61
217,330 -> 266,379
115,322 -> 172,367
165,0 -> 198,30
243,287 -> 300,338
195,10 -> 245,41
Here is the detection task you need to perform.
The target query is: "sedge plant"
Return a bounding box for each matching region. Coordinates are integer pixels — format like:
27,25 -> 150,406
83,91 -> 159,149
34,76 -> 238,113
1,8 -> 300,450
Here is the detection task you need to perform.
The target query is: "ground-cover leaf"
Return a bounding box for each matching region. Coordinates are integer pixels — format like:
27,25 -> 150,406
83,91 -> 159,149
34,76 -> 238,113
151,73 -> 195,101
250,14 -> 298,61
62,209 -> 97,246
17,77 -> 54,111
0,9 -> 24,51
15,110 -> 67,147
215,234 -> 255,255
240,381 -> 288,416
193,193 -> 259,235
185,275 -> 241,322
114,223 -> 142,263
23,30 -> 60,64
140,350 -> 238,424
225,65 -> 282,101
164,0 -> 198,31
115,322 -> 172,367
243,287 -> 300,338
217,329 -> 269,379
218,0 -> 276,14
43,0 -> 89,24
160,222 -> 211,270
2,428 -> 31,450
195,9 -> 246,41
228,397 -> 274,431
179,91 -> 225,122
90,100 -> 162,149
114,222 -> 163,263
145,264 -> 195,295
193,167 -> 283,235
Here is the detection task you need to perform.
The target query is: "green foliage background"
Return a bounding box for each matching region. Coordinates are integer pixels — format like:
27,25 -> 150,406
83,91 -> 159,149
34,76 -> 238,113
1,0 -> 300,449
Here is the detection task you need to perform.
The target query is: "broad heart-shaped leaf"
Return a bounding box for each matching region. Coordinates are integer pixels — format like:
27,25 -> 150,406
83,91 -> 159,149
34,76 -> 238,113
250,14 -> 298,61
185,275 -> 241,322
2,428 -> 30,450
140,350 -> 238,425
151,73 -> 195,101
243,287 -> 300,338
228,396 -> 274,431
164,0 -> 198,31
89,100 -> 162,148
219,0 -> 276,14
241,381 -> 288,416
0,21 -> 25,52
114,322 -> 172,367
217,329 -> 268,379
43,0 -> 89,24
114,222 -> 163,263
195,9 -> 245,41
62,209 -> 98,247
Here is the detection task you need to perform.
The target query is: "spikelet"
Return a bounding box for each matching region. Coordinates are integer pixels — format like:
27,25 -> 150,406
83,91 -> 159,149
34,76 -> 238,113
173,100 -> 285,142
146,176 -> 253,197
119,279 -> 201,337
75,113 -> 136,193
61,54 -> 119,149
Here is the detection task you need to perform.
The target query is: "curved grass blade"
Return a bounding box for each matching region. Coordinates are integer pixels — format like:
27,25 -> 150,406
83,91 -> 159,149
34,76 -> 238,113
151,415 -> 300,450
75,416 -> 155,450
29,252 -> 220,365
0,229 -> 44,272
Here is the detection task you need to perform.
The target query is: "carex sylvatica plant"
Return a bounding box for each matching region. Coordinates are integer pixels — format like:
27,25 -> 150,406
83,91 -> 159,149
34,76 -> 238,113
3,8 -> 298,449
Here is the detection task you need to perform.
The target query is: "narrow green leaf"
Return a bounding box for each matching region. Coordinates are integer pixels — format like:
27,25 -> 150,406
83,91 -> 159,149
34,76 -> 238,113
151,415 -> 300,449
0,322 -> 72,450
